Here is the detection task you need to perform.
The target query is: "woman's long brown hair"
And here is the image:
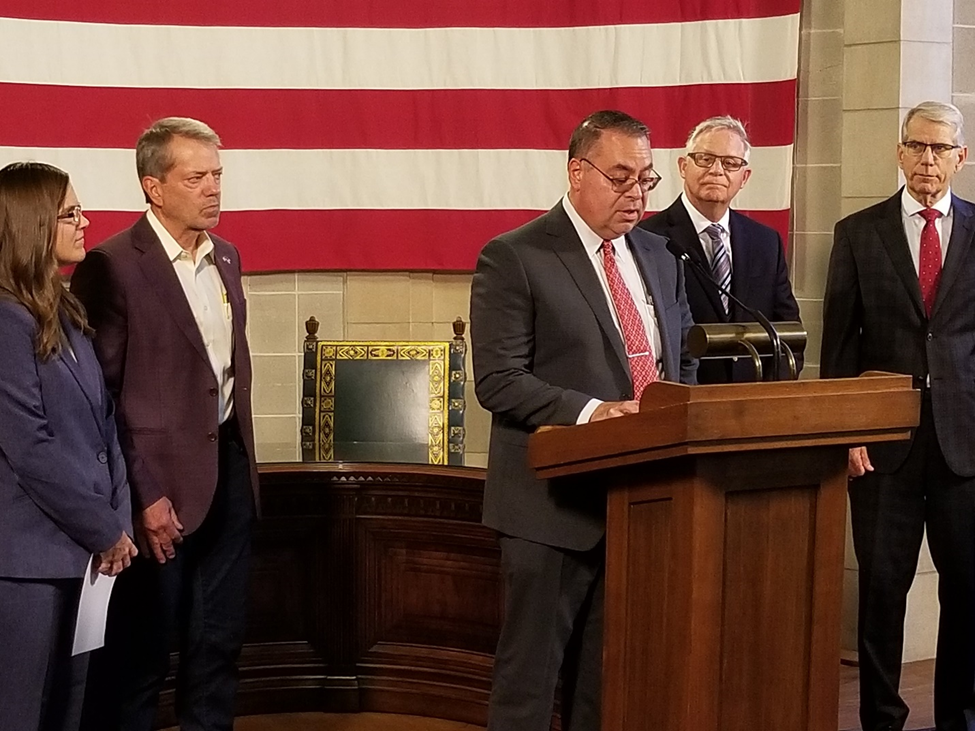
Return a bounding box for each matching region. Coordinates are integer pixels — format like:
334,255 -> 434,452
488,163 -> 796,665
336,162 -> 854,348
0,162 -> 92,360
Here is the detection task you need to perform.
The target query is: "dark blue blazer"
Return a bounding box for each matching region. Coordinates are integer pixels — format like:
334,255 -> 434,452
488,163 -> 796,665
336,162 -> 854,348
0,297 -> 131,579
641,198 -> 802,382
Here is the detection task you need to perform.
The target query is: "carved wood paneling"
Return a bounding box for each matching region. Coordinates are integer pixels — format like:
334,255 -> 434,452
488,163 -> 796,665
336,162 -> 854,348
155,463 -> 497,728
358,521 -> 501,652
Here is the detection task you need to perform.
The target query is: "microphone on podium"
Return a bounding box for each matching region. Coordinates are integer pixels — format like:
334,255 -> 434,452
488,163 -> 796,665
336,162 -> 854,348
664,238 -> 786,381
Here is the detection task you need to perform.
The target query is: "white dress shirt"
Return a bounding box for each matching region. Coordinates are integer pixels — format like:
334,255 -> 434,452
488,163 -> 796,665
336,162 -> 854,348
561,196 -> 665,423
680,192 -> 733,268
901,186 -> 954,273
147,209 -> 235,424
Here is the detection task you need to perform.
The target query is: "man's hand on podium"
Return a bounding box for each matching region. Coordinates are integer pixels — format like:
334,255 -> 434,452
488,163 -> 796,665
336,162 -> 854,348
590,400 -> 639,422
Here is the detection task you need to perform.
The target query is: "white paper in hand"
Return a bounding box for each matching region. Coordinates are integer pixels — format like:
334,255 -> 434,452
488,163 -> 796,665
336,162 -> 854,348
72,555 -> 118,656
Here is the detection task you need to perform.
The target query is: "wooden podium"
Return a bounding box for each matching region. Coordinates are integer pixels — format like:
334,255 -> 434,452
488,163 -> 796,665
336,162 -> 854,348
528,373 -> 920,731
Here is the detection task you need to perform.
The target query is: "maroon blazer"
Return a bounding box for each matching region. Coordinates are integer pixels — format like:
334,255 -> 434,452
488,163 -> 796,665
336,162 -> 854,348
71,213 -> 259,535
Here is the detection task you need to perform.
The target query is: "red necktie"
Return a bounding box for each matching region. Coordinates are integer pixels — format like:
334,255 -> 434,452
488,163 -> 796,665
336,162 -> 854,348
918,208 -> 942,316
601,241 -> 658,399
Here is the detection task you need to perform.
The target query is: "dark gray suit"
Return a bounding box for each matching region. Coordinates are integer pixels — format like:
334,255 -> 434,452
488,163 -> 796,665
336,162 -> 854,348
471,202 -> 696,731
0,297 -> 132,731
821,190 -> 975,731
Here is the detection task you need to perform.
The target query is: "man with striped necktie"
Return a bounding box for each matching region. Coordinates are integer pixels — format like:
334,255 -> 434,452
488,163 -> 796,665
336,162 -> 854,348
470,110 -> 696,731
641,116 -> 801,383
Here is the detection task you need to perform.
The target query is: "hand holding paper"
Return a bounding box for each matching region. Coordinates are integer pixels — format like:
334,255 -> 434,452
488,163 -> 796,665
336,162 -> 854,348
94,532 -> 138,576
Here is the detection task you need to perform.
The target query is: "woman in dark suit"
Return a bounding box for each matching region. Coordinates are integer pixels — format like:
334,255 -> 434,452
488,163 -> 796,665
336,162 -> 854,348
0,162 -> 138,731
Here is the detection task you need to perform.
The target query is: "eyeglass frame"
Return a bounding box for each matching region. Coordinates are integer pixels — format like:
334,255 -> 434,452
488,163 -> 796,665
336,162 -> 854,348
684,151 -> 749,172
899,140 -> 963,159
56,206 -> 84,226
579,158 -> 662,194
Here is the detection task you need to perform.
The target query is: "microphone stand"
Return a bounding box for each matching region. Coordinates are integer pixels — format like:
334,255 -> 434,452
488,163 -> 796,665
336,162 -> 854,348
665,239 -> 785,381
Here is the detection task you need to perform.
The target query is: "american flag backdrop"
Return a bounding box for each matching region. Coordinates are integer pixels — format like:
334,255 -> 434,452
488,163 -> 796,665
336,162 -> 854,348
0,1 -> 800,272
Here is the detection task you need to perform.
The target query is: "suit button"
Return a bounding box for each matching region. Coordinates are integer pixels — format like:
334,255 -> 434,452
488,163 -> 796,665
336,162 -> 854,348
97,451 -> 108,464
927,333 -> 933,341
209,387 -> 218,396
208,432 -> 218,442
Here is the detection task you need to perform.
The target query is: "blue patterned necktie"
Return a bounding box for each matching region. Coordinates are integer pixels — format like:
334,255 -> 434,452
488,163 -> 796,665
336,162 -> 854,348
705,223 -> 731,315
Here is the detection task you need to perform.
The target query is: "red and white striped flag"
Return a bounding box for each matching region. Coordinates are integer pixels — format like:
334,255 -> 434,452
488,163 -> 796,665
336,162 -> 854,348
0,1 -> 799,272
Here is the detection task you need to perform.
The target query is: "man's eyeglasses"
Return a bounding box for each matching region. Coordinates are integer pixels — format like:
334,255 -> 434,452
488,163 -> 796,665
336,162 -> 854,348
685,152 -> 748,172
56,206 -> 84,226
900,140 -> 962,158
580,158 -> 662,193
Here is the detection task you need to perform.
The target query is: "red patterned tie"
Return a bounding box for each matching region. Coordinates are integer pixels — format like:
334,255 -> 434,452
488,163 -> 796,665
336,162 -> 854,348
601,241 -> 658,399
918,208 -> 942,316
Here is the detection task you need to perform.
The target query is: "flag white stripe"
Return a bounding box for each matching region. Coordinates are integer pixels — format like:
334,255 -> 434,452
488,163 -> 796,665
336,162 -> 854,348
0,16 -> 799,90
0,146 -> 794,211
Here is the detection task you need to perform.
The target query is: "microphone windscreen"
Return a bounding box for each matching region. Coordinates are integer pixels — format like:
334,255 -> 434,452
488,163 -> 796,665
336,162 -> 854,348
665,238 -> 688,259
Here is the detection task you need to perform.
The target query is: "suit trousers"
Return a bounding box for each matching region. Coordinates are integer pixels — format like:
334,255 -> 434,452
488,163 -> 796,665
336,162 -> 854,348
851,393 -> 975,731
82,419 -> 255,731
487,535 -> 604,731
0,577 -> 87,731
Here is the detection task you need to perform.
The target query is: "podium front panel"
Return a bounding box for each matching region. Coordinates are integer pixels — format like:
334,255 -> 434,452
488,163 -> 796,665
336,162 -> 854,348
601,447 -> 847,731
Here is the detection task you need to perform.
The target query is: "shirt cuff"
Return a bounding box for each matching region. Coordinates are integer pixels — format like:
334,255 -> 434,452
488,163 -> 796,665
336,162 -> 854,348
577,399 -> 602,424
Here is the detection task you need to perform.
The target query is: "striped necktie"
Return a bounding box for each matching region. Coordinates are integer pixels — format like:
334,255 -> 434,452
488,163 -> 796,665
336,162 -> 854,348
705,223 -> 731,315
601,241 -> 658,398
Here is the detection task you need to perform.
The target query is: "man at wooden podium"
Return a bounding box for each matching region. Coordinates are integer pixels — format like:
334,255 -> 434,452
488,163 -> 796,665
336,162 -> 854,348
821,100 -> 975,731
470,110 -> 697,731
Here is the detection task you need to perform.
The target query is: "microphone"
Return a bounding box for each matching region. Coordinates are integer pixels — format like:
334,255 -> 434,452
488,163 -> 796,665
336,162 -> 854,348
665,238 -> 785,381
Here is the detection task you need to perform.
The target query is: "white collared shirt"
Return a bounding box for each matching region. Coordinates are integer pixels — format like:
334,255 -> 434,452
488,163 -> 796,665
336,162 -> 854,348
901,187 -> 954,274
147,209 -> 235,424
680,192 -> 733,268
561,195 -> 665,423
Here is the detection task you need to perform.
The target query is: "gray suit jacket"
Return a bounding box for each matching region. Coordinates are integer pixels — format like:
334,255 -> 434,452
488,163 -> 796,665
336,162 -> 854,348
470,203 -> 697,552
821,190 -> 975,476
0,298 -> 132,578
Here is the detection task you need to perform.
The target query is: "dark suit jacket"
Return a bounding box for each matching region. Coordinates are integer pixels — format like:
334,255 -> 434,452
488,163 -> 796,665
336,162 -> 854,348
470,203 -> 697,552
71,213 -> 259,535
0,299 -> 132,578
640,198 -> 802,382
821,190 -> 975,476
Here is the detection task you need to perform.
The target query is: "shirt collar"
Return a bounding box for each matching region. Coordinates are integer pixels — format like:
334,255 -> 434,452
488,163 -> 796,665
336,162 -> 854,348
901,186 -> 953,219
561,194 -> 624,258
680,191 -> 731,235
146,208 -> 214,263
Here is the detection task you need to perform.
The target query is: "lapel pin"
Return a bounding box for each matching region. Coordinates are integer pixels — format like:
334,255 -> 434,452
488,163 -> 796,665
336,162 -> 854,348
221,255 -> 232,264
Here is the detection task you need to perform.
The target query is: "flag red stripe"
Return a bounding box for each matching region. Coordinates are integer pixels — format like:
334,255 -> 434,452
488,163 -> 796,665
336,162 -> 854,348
80,209 -> 791,273
2,1 -> 800,28
737,209 -> 792,246
0,82 -> 797,151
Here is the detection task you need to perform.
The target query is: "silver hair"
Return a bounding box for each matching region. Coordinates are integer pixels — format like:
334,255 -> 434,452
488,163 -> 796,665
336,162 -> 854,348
901,101 -> 966,145
136,117 -> 221,181
685,115 -> 751,160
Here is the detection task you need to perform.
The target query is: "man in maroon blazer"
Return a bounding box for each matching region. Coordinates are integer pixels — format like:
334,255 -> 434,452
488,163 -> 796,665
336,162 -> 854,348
72,117 -> 259,731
